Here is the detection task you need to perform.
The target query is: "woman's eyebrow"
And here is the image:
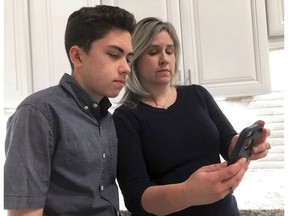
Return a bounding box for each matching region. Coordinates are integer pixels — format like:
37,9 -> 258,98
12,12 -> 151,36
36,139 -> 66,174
148,44 -> 174,48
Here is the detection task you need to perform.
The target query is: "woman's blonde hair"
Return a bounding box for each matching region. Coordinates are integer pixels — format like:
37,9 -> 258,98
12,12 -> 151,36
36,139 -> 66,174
120,17 -> 181,107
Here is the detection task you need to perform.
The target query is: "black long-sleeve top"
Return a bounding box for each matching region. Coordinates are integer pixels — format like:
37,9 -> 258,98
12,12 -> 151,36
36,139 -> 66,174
113,85 -> 239,216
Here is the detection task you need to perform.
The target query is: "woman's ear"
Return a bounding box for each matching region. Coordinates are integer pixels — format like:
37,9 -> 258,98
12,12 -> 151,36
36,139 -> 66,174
69,46 -> 83,68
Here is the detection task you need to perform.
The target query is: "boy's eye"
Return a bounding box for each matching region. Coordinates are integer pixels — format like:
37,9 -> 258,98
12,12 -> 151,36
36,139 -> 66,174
109,53 -> 119,58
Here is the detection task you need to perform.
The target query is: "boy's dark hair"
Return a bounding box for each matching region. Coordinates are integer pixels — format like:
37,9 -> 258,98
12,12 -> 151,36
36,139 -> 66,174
65,5 -> 136,70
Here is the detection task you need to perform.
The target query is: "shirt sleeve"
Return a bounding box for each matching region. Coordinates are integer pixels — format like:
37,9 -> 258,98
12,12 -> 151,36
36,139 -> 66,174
196,85 -> 237,160
113,106 -> 155,215
4,104 -> 54,209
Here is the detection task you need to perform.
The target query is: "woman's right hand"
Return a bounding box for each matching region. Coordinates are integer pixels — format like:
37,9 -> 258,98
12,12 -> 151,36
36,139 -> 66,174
181,158 -> 248,206
141,158 -> 248,215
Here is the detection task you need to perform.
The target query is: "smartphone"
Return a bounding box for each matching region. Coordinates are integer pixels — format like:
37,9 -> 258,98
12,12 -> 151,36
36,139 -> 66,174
228,122 -> 264,165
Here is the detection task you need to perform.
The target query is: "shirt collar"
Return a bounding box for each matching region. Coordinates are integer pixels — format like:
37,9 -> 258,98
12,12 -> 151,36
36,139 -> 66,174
59,73 -> 112,120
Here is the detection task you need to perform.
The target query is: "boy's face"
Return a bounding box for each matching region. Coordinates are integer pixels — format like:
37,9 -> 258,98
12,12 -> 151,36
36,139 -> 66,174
72,29 -> 133,102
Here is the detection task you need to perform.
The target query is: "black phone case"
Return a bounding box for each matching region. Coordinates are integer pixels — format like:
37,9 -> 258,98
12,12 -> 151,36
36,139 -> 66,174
228,123 -> 264,165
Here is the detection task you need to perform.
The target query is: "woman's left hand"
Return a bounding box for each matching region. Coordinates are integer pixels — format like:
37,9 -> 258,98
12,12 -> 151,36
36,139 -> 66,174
249,121 -> 271,160
229,120 -> 271,161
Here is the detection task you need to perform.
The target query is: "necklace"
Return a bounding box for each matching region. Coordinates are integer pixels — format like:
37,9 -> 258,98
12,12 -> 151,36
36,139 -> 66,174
154,87 -> 173,109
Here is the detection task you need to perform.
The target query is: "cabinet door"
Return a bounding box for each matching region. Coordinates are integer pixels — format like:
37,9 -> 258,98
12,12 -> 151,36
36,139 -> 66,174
266,0 -> 284,37
180,0 -> 271,97
4,0 -> 33,108
5,0 -> 101,108
27,0 -> 185,94
101,0 -> 185,106
5,0 -> 184,108
102,0 -> 184,83
265,0 -> 284,49
29,0 -> 101,92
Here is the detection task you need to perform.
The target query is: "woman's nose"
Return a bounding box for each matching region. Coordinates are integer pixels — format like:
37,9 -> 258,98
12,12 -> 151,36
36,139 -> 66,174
159,54 -> 168,65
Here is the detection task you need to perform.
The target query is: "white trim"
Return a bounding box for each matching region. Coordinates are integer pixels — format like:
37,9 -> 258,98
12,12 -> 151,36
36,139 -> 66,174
4,0 -> 32,108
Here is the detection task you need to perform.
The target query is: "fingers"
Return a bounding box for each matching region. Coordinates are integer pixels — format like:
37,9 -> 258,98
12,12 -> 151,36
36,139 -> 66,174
253,120 -> 269,143
255,119 -> 265,126
250,148 -> 269,160
264,127 -> 271,137
190,160 -> 247,203
202,159 -> 247,181
201,161 -> 228,172
253,141 -> 271,153
258,127 -> 271,143
251,139 -> 271,160
221,158 -> 248,195
250,122 -> 271,160
266,142 -> 271,149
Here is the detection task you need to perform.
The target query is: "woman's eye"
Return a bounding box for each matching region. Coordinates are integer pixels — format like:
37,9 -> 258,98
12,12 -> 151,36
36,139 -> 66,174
166,49 -> 174,55
148,50 -> 158,55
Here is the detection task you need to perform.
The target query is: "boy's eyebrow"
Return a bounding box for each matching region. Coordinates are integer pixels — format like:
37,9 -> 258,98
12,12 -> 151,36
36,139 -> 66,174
108,45 -> 134,57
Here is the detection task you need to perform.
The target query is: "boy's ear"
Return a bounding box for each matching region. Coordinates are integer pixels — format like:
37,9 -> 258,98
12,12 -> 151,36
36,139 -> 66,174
69,46 -> 82,67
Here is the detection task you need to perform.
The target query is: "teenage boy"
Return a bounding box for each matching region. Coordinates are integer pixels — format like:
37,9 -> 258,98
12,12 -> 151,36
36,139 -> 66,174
4,5 -> 135,216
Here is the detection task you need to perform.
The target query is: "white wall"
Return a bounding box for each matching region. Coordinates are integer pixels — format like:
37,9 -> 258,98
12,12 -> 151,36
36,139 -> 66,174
1,0 -> 5,214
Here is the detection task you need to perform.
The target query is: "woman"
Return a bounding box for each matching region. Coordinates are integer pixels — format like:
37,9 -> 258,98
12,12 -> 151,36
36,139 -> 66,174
113,17 -> 270,216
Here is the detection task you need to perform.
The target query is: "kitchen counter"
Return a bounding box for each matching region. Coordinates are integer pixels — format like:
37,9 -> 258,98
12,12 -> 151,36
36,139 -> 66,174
120,209 -> 284,216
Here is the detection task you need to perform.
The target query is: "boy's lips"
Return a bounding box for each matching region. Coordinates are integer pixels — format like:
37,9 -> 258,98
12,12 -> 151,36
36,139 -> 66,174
114,79 -> 126,87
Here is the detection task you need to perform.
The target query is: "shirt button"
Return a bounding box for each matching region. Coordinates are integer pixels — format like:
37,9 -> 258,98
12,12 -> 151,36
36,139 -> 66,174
100,185 -> 104,191
84,105 -> 89,110
93,103 -> 98,108
102,153 -> 106,159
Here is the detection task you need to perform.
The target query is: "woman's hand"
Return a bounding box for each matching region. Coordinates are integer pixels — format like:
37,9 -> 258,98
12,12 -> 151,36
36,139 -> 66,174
229,120 -> 271,161
182,158 -> 248,206
250,121 -> 271,160
141,159 -> 248,215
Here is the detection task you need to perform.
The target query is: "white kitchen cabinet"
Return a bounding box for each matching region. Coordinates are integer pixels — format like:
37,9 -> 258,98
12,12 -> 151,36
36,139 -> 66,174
266,0 -> 284,37
101,0 -> 185,105
4,0 -> 272,108
29,0 -> 101,92
265,0 -> 284,49
4,0 -> 101,108
179,0 -> 271,97
102,0 -> 185,85
4,0 -> 33,108
28,0 -> 184,93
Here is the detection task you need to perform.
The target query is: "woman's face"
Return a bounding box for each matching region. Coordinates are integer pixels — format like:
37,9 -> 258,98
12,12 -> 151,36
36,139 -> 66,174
136,30 -> 176,88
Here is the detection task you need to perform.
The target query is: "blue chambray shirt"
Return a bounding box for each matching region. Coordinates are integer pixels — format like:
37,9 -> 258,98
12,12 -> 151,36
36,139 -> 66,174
4,73 -> 120,216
